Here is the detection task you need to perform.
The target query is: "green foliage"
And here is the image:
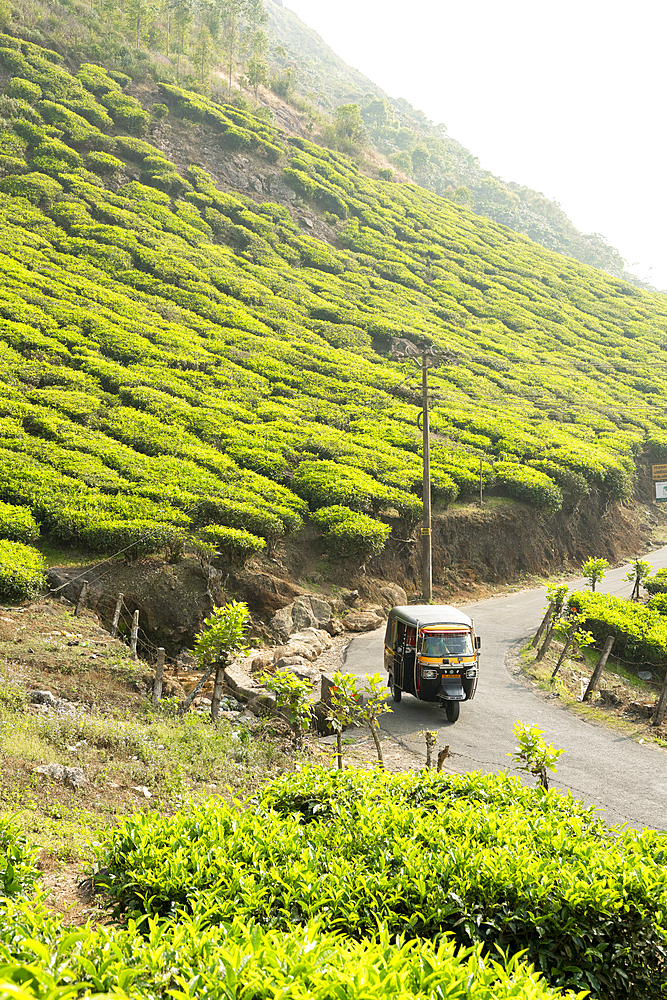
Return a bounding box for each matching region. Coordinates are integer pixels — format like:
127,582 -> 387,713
644,567 -> 667,595
6,78 -> 40,102
0,540 -> 45,601
509,720 -> 565,790
0,501 -> 38,543
581,556 -> 609,592
0,170 -> 61,204
569,589 -> 667,668
647,592 -> 667,615
0,893 -> 582,1000
311,505 -> 392,560
96,767 -> 667,998
193,600 -> 250,668
199,524 -> 265,562
262,668 -> 313,746
545,583 -> 569,614
494,461 -> 562,511
0,815 -> 40,897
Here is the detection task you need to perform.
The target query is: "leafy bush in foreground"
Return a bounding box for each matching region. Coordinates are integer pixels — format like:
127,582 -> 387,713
0,540 -> 45,601
96,768 -> 667,998
0,502 -> 39,543
0,895 -> 582,1000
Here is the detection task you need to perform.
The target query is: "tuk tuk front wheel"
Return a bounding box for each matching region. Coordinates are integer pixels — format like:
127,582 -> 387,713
390,679 -> 402,703
443,701 -> 460,723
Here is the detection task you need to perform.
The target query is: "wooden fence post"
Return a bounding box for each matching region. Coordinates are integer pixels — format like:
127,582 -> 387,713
551,624 -> 576,680
110,593 -> 123,637
532,601 -> 555,649
75,580 -> 88,616
153,647 -> 165,707
130,610 -> 139,662
652,671 -> 667,727
583,636 -> 615,702
536,623 -> 556,661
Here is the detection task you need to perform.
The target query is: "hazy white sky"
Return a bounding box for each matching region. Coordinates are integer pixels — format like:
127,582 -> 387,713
284,0 -> 667,291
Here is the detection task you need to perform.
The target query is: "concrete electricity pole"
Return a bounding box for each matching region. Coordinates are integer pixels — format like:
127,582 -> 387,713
391,338 -> 457,603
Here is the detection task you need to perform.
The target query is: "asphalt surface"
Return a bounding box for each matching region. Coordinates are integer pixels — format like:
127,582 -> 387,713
344,545 -> 667,832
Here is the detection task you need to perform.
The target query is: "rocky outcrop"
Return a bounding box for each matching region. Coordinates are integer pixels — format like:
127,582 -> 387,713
270,595 -> 334,642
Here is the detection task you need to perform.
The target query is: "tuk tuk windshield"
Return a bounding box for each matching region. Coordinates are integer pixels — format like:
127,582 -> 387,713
421,631 -> 473,657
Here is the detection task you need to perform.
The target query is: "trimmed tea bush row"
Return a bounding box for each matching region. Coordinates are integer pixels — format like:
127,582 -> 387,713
311,505 -> 392,560
569,589 -> 667,669
0,893 -> 582,1000
0,501 -> 38,543
96,767 -> 667,998
199,524 -> 266,562
0,540 -> 45,602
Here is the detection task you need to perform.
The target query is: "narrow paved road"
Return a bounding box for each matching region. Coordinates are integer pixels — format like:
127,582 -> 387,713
344,546 -> 667,832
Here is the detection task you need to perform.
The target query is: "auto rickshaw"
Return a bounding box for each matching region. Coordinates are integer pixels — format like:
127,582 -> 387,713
384,605 -> 480,722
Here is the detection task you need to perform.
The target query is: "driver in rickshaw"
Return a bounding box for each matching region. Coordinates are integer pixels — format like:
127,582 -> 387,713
424,634 -> 468,657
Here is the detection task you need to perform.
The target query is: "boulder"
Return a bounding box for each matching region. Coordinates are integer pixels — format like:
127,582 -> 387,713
28,690 -> 57,706
343,611 -> 384,632
35,763 -> 89,789
381,583 -> 408,610
273,642 -> 316,662
161,677 -> 187,700
270,596 -> 333,640
284,661 -> 320,683
327,618 -> 345,636
270,605 -> 294,643
275,655 -> 307,670
292,595 -> 333,631
250,652 -> 274,673
292,627 -> 332,651
223,662 -> 264,703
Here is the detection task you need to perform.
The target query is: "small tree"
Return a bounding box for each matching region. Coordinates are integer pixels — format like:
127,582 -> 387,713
263,668 -> 313,748
325,671 -> 363,769
509,720 -> 565,791
181,601 -> 250,719
625,558 -> 652,600
360,672 -> 392,768
324,672 -> 391,768
581,557 -> 609,592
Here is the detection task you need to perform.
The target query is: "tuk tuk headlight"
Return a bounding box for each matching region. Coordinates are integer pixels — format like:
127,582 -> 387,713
466,668 -> 478,678
421,668 -> 438,680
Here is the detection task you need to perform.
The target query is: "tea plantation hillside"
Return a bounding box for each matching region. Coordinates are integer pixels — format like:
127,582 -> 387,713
2,35 -> 667,573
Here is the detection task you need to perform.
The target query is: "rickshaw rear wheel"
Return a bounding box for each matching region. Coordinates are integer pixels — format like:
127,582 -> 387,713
443,701 -> 460,723
390,680 -> 402,703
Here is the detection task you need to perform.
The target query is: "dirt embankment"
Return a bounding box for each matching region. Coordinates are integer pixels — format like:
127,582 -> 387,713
46,491 -> 658,661
378,490 -> 654,597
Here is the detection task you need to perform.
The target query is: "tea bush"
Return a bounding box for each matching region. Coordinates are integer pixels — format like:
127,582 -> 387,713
199,524 -> 266,562
0,816 -> 40,896
0,501 -> 39,543
0,540 -> 45,601
96,767 -> 667,998
644,568 -> 667,595
311,504 -> 392,559
0,894 -> 583,1000
569,589 -> 667,668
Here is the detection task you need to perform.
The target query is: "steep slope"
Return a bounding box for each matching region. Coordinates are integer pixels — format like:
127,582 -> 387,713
264,1 -> 646,287
1,35 -> 667,570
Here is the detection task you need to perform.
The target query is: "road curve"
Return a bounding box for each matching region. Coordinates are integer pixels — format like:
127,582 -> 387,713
344,545 -> 667,832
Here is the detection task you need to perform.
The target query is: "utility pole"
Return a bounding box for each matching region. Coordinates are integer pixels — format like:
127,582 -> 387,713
392,337 -> 457,604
